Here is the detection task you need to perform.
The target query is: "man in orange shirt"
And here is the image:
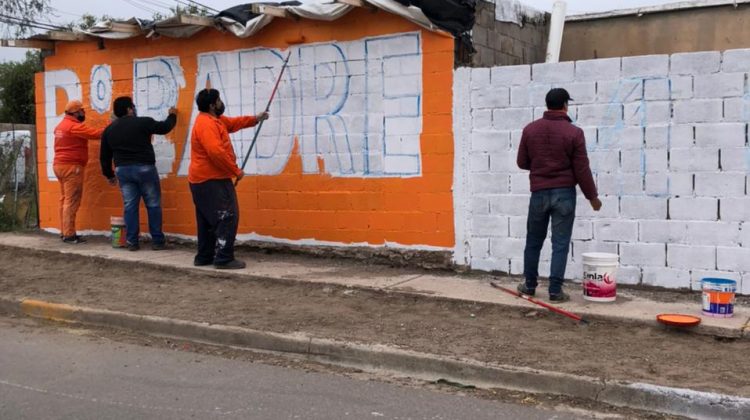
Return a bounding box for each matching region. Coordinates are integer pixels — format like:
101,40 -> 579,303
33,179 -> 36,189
188,89 -> 268,269
53,100 -> 104,244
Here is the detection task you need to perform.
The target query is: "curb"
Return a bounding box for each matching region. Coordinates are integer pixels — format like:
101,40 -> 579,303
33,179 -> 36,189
1,295 -> 748,419
1,242 -> 746,340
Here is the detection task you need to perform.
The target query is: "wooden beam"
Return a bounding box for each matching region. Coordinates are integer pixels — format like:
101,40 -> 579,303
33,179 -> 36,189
0,123 -> 35,132
0,39 -> 54,49
177,14 -> 215,27
43,31 -> 89,42
109,22 -> 141,34
250,4 -> 295,19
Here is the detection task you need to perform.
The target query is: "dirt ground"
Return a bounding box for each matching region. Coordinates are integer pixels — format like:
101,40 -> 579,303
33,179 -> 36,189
1,244 -> 748,398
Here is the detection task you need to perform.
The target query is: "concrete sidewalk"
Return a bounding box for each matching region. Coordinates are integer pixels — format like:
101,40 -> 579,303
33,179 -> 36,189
1,232 -> 748,338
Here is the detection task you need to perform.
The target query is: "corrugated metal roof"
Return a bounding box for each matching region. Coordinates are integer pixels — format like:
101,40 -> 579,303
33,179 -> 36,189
26,0 -> 468,43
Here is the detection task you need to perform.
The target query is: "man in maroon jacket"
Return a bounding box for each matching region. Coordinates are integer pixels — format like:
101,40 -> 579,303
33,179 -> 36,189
516,88 -> 602,302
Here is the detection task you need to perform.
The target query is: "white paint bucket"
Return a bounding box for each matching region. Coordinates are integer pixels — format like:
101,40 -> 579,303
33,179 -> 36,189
581,252 -> 618,302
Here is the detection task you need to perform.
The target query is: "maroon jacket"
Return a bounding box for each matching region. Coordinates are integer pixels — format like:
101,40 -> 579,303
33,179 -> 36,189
517,111 -> 598,200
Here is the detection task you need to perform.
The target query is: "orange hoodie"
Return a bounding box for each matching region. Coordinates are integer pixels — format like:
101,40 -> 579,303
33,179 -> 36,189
53,115 -> 104,166
187,112 -> 258,184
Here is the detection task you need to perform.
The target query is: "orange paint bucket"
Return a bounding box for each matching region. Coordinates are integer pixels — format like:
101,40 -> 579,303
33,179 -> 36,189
701,278 -> 736,318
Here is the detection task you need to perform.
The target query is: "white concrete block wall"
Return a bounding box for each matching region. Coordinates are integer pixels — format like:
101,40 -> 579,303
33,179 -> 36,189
454,49 -> 750,294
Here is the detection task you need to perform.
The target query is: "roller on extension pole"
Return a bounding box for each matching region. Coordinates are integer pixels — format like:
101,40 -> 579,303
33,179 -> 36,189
236,51 -> 292,186
490,281 -> 588,325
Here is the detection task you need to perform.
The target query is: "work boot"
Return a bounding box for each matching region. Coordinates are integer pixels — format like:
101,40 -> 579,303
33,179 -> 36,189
193,258 -> 213,267
62,235 -> 86,244
549,291 -> 570,302
151,242 -> 168,251
214,259 -> 246,270
127,242 -> 140,252
517,283 -> 535,296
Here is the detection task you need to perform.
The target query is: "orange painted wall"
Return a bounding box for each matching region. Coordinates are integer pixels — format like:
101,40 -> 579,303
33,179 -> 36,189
36,9 -> 455,248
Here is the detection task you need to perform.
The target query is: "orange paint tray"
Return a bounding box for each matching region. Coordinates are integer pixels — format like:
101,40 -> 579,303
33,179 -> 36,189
656,314 -> 701,327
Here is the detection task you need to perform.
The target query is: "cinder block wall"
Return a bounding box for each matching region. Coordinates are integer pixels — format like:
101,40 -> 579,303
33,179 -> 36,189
35,9 -> 456,250
471,0 -> 549,67
453,50 -> 750,294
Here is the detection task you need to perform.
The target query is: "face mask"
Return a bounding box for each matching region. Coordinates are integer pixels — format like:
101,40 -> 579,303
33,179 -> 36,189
76,114 -> 86,122
215,102 -> 225,117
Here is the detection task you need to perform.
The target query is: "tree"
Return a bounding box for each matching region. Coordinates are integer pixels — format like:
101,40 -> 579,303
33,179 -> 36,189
62,13 -> 114,31
0,0 -> 51,37
152,4 -> 210,21
0,50 -> 42,124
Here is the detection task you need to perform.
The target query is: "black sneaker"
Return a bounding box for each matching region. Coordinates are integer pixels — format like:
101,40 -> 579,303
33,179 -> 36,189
127,242 -> 140,252
549,291 -> 570,302
151,242 -> 168,251
62,235 -> 86,244
214,259 -> 246,270
517,283 -> 536,296
193,259 -> 213,267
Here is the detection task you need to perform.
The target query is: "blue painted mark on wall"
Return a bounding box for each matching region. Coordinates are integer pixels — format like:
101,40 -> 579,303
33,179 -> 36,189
365,33 -> 422,176
175,32 -> 423,178
582,76 -> 673,198
299,43 -> 353,176
133,57 -> 186,120
133,57 -> 186,176
90,65 -> 112,114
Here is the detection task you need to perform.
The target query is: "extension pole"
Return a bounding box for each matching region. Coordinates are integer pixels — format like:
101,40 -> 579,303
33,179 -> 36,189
490,282 -> 588,324
236,51 -> 292,186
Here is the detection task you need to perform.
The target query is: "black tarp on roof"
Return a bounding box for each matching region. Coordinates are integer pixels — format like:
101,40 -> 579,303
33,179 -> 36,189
394,0 -> 476,36
218,1 -> 475,36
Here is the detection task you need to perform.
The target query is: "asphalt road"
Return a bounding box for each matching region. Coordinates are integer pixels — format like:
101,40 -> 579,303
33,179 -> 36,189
0,317 -> 585,420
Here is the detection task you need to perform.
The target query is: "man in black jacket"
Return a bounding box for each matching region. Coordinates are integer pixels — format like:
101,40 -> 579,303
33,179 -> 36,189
100,96 -> 177,251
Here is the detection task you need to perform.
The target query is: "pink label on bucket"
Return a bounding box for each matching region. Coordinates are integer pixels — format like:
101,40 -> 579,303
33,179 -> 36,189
583,272 -> 616,298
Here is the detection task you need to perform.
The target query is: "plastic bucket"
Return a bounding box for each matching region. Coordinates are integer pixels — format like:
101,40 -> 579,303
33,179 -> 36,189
111,216 -> 126,248
702,278 -> 736,318
582,252 -> 618,302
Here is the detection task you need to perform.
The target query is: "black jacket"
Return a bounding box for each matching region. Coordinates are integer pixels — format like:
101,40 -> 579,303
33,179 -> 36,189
100,114 -> 177,179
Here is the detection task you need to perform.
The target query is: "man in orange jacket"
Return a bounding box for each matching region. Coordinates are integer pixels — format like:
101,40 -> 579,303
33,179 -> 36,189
188,89 -> 268,269
53,100 -> 104,244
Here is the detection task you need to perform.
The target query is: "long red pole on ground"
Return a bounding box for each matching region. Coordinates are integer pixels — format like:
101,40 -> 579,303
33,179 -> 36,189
236,51 -> 293,185
489,282 -> 588,325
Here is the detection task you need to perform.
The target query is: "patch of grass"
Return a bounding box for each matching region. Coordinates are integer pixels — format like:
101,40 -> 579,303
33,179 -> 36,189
0,205 -> 16,231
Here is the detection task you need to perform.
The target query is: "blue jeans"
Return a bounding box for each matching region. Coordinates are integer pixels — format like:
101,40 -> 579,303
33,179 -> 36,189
115,164 -> 164,245
523,187 -> 576,294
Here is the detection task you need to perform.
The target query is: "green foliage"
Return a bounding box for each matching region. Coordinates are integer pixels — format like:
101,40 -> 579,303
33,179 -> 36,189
0,0 -> 51,36
66,13 -> 114,31
0,50 -> 42,125
152,4 -> 210,21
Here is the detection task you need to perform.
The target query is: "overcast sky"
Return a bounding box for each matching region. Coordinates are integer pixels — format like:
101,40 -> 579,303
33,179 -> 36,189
0,0 -> 682,62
